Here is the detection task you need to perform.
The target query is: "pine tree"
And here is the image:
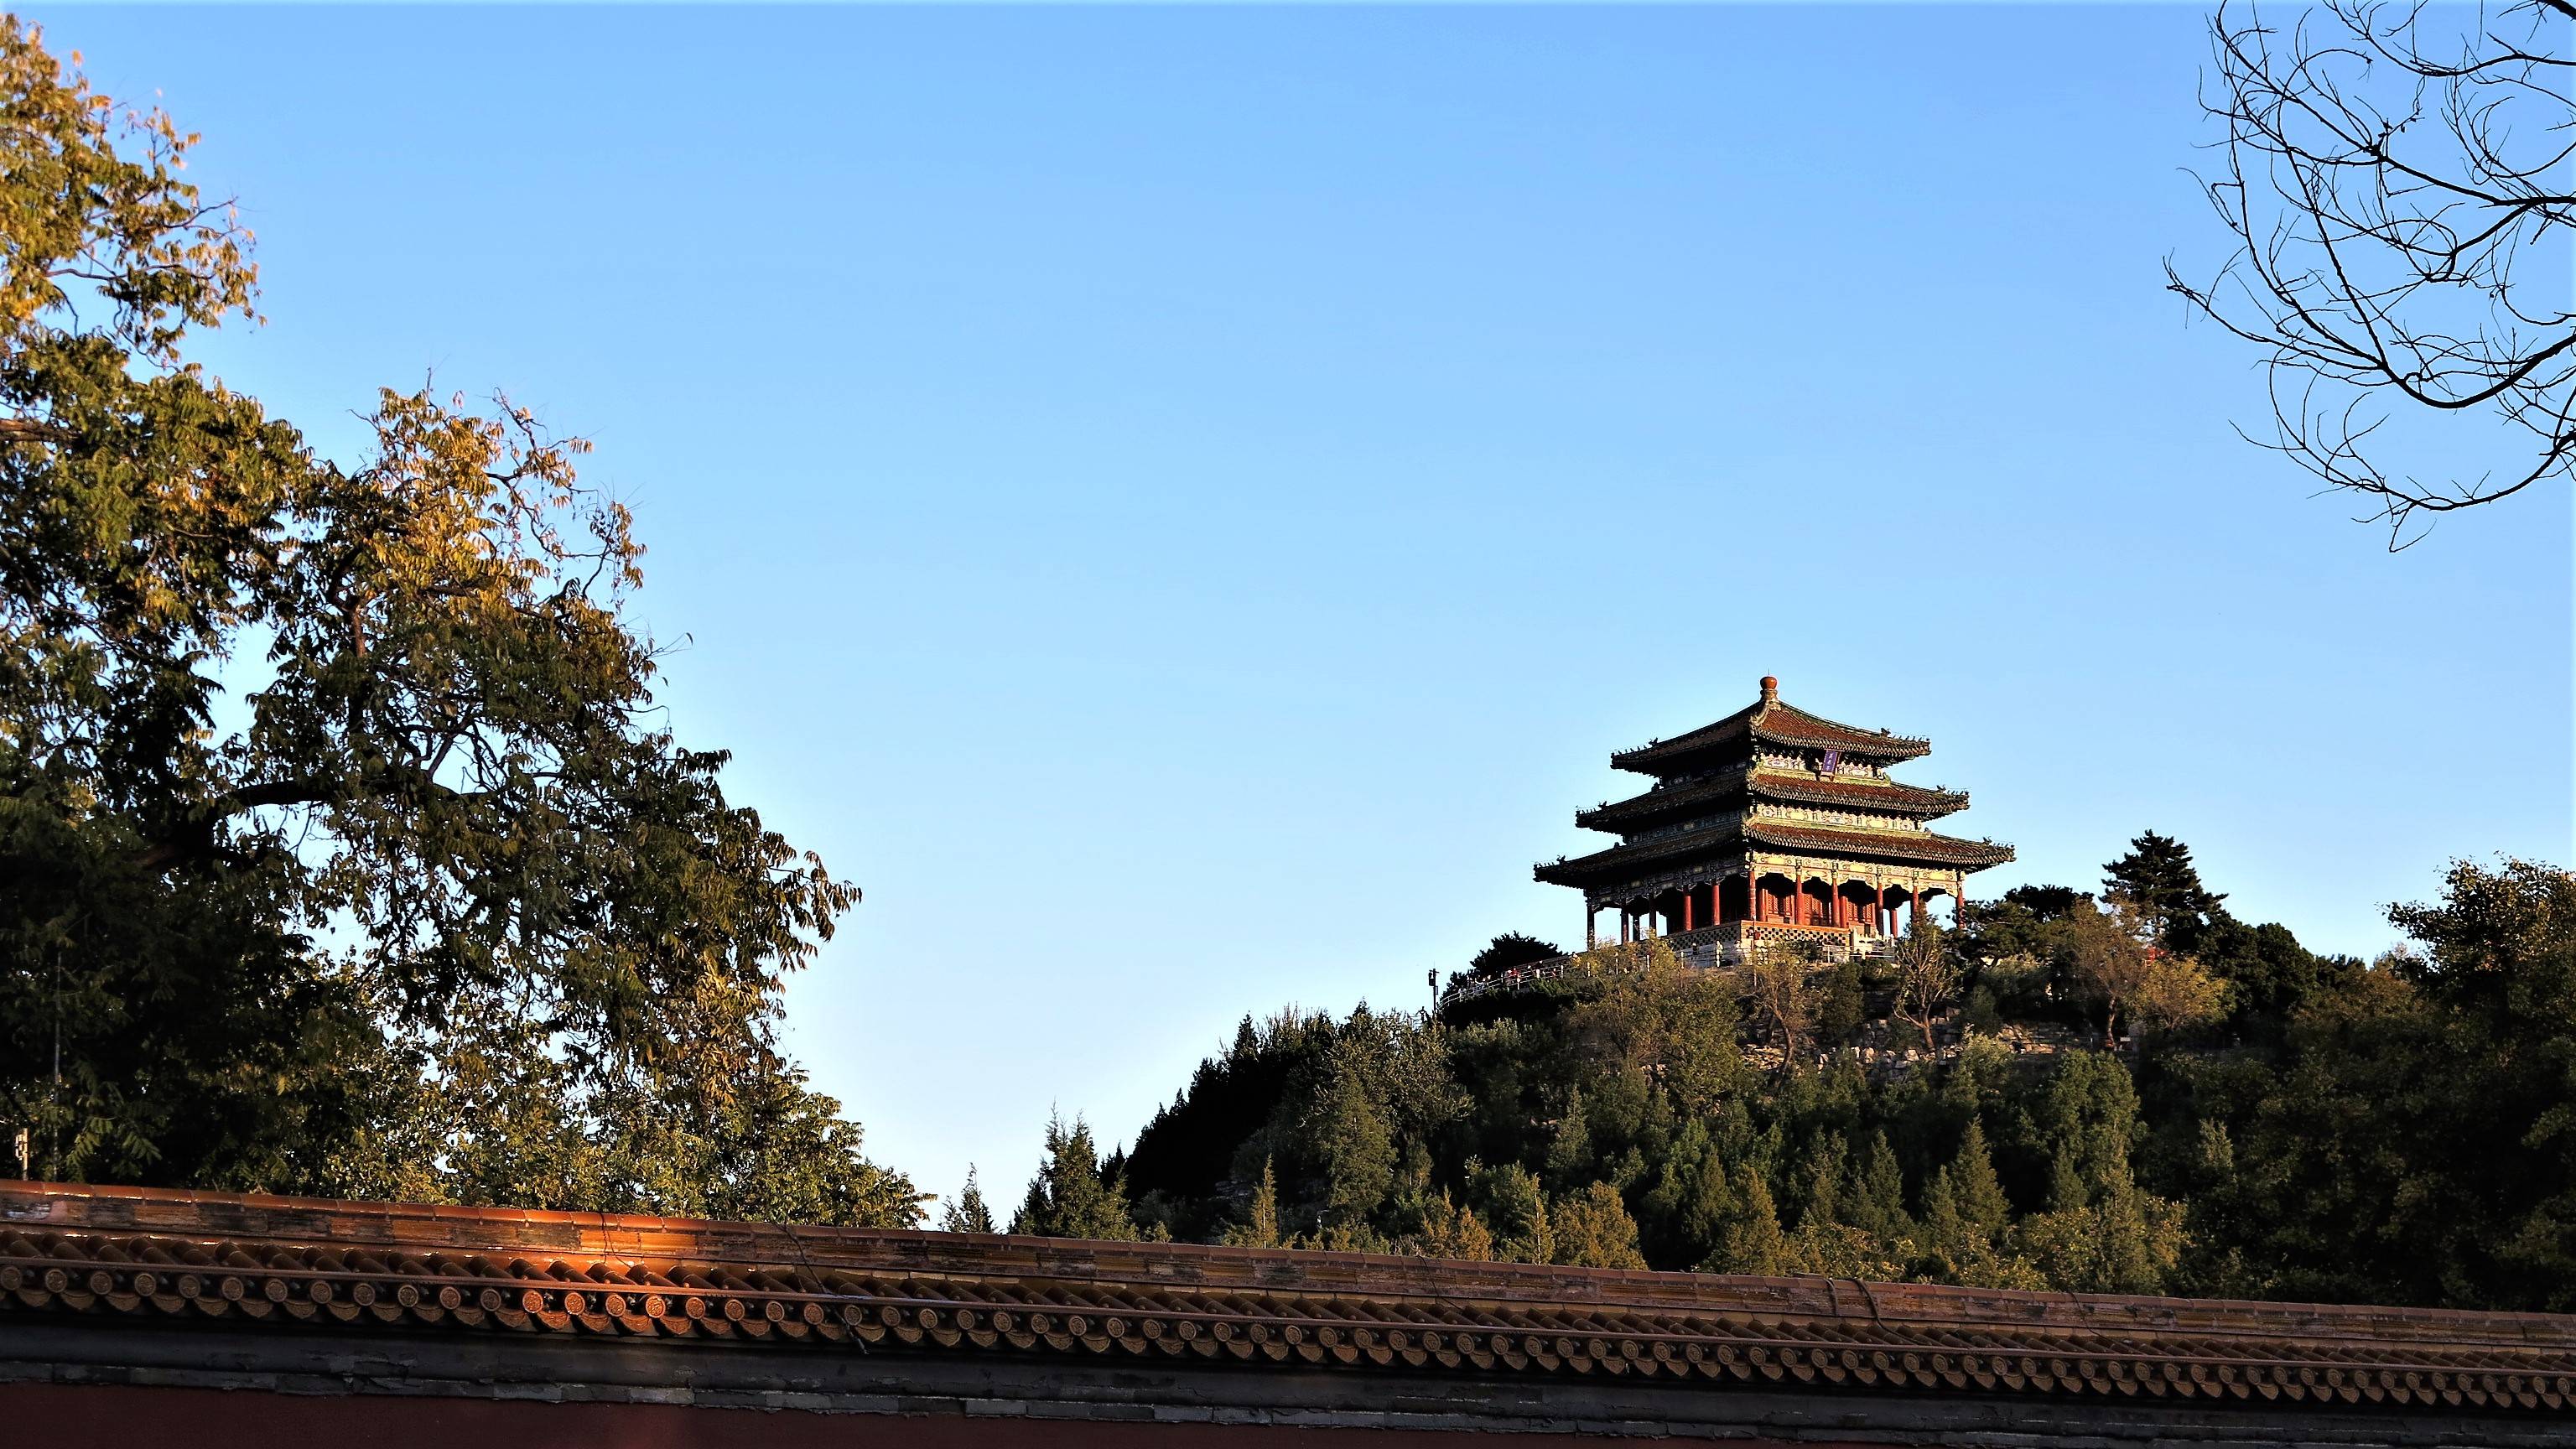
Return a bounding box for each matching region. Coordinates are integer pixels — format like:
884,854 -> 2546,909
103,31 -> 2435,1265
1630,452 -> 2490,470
939,1166 -> 996,1234
1307,1041 -> 1397,1229
2103,830 -> 2226,951
1467,932 -> 1566,978
1472,1161 -> 1555,1265
1709,1168 -> 1790,1275
1797,1134 -> 1847,1229
1550,1181 -> 1649,1270
1846,1131 -> 1911,1244
1640,1119 -> 1731,1265
1010,1112 -> 1139,1240
1417,1190 -> 1498,1261
1224,1156 -> 1283,1248
1949,1120 -> 2011,1242
1919,1166 -> 1967,1264
1543,1085 -> 1595,1190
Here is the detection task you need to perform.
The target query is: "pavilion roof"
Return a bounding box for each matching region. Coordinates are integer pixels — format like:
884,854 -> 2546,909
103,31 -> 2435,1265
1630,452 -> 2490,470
1535,817 -> 2012,889
3,1180 -> 2569,1418
1742,818 -> 2014,869
1576,773 -> 1967,833
1613,692 -> 1931,776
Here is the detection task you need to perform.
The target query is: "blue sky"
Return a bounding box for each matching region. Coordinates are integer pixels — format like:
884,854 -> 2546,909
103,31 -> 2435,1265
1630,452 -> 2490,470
44,6 -> 2570,1212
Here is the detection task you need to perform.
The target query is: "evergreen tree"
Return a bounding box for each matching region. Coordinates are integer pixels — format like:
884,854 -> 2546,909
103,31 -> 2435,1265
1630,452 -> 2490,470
2194,915 -> 2354,1031
1417,1190 -> 1496,1261
1919,1167 -> 1967,1265
1796,1134 -> 1848,1229
1915,1121 -> 2045,1290
1639,1119 -> 1731,1265
1224,1156 -> 1283,1248
1550,1181 -> 1649,1270
2199,860 -> 2576,1311
1306,1041 -> 1397,1229
1467,932 -> 1566,979
1949,1120 -> 2012,1241
2017,1055 -> 2186,1292
1846,1131 -> 1912,1244
1815,958 -> 1867,1046
940,1167 -> 996,1234
2002,884 -> 2085,920
1472,1161 -> 1555,1265
1010,1113 -> 1139,1240
1100,854 -> 2573,1313
1709,1167 -> 1790,1275
2103,831 -> 2226,952
1542,1084 -> 1594,1190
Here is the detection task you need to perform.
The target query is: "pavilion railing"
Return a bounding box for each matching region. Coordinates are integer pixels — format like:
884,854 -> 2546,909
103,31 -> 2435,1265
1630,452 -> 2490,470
1441,920 -> 1898,1007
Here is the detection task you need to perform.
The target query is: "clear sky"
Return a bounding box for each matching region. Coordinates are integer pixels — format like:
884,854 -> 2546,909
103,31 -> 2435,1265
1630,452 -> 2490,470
41,5 -> 2571,1213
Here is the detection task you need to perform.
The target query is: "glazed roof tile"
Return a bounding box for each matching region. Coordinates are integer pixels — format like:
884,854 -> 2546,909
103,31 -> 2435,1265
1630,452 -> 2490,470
1576,774 -> 1966,832
1614,697 -> 1931,776
1,1182 -> 2568,1415
1743,819 -> 2016,869
1535,818 -> 2012,887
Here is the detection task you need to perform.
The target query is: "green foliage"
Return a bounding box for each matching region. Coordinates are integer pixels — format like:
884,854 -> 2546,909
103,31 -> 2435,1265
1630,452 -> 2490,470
1122,932 -> 2189,1296
1223,1156 -> 1282,1248
2179,860 -> 2576,1311
1542,1084 -> 1594,1190
1467,932 -> 1565,979
1472,1160 -> 1555,1264
1815,958 -> 1867,1046
1711,1169 -> 1790,1275
2104,831 -> 2226,953
2194,915 -> 2358,1035
940,1167 -> 996,1234
1106,838 -> 2576,1313
1010,1113 -> 1140,1240
1306,1036 -> 1400,1228
1416,1189 -> 1495,1260
1550,1180 -> 1648,1270
0,22 -> 911,1224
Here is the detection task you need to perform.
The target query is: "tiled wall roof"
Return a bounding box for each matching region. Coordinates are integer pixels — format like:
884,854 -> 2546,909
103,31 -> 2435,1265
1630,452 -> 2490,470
3,1182 -> 2570,1416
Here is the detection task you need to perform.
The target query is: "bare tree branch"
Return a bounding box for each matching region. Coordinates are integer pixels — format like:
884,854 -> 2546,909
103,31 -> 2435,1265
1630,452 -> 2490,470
2168,0 -> 2573,545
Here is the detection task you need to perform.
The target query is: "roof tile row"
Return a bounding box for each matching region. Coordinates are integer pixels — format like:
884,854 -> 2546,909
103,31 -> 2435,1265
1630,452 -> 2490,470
0,1184 -> 2568,1416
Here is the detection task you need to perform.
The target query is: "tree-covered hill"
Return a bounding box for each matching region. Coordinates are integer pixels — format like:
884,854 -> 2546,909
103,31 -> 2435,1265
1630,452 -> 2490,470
993,846 -> 2576,1315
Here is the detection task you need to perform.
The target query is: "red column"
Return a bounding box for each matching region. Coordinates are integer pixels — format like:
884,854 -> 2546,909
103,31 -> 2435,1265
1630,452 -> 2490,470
1684,891 -> 1696,932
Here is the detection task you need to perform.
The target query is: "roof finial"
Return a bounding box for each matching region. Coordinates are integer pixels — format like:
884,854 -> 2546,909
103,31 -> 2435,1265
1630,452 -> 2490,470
1759,675 -> 1778,704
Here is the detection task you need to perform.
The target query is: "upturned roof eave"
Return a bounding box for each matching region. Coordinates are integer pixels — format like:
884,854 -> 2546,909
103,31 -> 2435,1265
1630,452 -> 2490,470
1575,776 -> 1968,833
1741,819 -> 2017,871
1610,699 -> 1931,775
1537,822 -> 2013,888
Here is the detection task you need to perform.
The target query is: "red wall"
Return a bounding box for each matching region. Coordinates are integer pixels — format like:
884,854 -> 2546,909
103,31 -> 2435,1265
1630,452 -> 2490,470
4,1384 -> 1837,1448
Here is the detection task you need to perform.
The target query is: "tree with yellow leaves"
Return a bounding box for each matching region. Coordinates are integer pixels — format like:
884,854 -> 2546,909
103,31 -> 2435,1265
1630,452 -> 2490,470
0,20 -> 912,1223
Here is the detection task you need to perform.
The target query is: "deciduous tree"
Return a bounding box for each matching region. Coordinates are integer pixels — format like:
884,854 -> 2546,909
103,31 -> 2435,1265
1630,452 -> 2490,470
1892,922 -> 1963,1056
0,22 -> 908,1221
2168,0 -> 2575,541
